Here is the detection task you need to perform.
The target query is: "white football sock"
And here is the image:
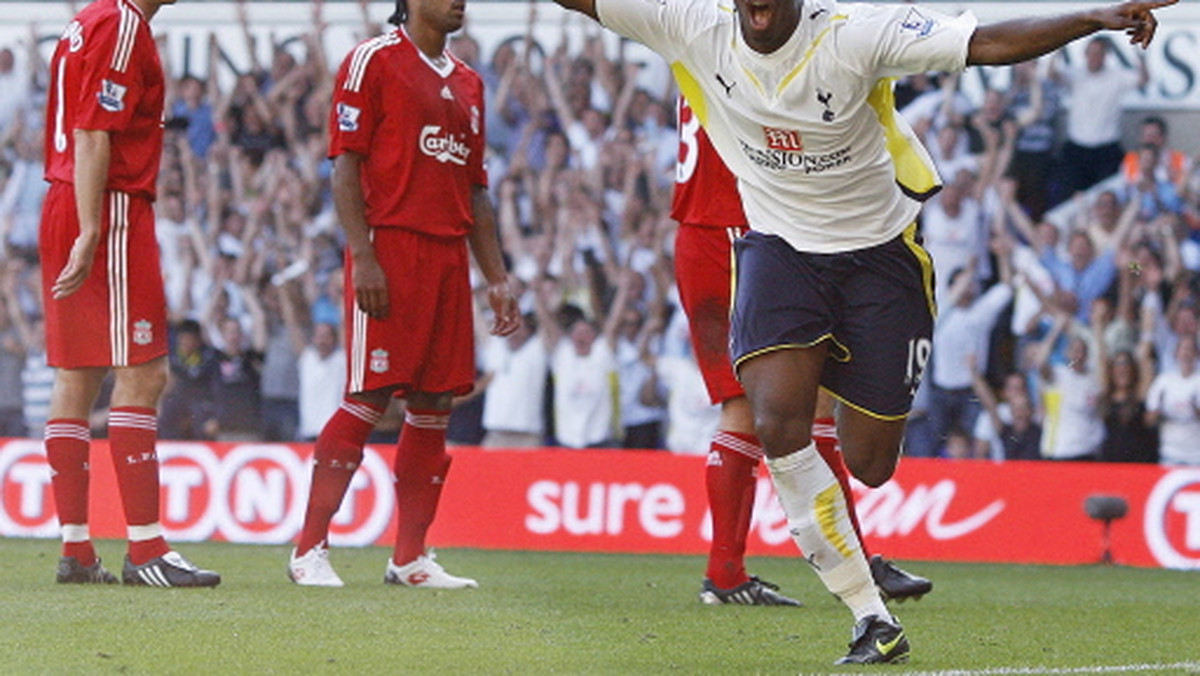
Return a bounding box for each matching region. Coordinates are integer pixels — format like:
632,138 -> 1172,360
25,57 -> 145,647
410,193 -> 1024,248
766,441 -> 889,622
61,524 -> 90,543
127,523 -> 163,542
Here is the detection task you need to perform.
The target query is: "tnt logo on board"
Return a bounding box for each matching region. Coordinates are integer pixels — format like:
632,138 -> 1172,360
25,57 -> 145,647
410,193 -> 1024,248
0,440 -> 397,546
1145,469 -> 1200,570
166,443 -> 394,546
159,443 -> 221,541
0,440 -> 58,537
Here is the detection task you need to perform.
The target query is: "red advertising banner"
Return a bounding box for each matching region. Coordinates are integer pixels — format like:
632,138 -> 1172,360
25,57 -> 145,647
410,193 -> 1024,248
2,439 -> 1199,569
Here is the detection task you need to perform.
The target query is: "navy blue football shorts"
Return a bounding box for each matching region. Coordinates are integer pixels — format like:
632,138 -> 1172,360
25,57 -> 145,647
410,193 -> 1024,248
730,225 -> 936,420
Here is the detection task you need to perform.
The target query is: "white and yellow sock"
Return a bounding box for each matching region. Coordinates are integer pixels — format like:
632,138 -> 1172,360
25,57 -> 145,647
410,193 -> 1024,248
766,441 -> 889,622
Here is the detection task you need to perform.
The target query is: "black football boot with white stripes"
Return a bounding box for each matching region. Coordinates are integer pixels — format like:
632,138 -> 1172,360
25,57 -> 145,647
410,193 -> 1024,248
699,576 -> 802,606
122,550 -> 221,588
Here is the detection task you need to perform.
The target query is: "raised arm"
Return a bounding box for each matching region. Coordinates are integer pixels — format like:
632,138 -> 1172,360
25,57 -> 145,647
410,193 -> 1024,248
609,62 -> 642,132
209,36 -> 236,143
997,178 -> 1039,248
1155,215 -> 1184,282
1109,194 -> 1144,254
969,107 -> 1015,201
532,275 -> 566,351
1134,332 -> 1156,399
990,232 -> 1016,289
968,355 -> 1005,437
1012,61 -> 1046,130
967,0 -> 1177,66
1090,298 -> 1113,395
936,72 -> 966,129
307,0 -> 331,80
599,267 -> 636,348
232,197 -> 266,286
542,51 -> 578,130
24,22 -> 48,94
235,0 -> 266,76
496,176 -> 530,263
1032,311 -> 1071,383
277,279 -> 309,357
239,283 -> 270,354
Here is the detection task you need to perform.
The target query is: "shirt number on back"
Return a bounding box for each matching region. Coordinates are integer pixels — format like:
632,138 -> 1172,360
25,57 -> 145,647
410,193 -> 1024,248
676,101 -> 700,184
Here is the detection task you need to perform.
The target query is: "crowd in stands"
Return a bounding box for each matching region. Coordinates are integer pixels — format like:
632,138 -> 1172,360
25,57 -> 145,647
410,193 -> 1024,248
1,1 -> 1199,465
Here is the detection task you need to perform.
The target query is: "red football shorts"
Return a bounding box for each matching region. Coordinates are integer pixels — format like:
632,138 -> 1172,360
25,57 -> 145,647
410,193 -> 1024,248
343,227 -> 475,397
674,223 -> 749,406
39,183 -> 167,369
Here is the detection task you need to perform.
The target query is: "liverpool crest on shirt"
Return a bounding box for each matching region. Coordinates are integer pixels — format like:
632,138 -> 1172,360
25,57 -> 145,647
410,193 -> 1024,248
369,349 -> 390,374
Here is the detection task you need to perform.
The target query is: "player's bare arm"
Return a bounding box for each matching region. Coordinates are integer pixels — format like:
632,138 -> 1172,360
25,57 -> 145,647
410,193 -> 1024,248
468,185 -> 521,337
53,129 -> 110,300
550,0 -> 598,22
968,0 -> 1177,66
332,151 -> 389,320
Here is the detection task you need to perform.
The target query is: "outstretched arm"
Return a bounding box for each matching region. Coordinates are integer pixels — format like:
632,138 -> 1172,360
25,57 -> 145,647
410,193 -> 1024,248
968,0 -> 1177,66
552,0 -> 599,22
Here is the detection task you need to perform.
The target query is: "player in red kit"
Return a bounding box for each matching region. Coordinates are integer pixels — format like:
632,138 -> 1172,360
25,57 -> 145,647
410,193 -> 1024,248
41,0 -> 219,587
672,100 -> 931,606
289,0 -> 520,588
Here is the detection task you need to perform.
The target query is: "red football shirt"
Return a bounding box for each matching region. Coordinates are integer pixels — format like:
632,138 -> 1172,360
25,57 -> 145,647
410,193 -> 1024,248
43,0 -> 165,200
328,28 -> 487,237
670,97 -> 746,228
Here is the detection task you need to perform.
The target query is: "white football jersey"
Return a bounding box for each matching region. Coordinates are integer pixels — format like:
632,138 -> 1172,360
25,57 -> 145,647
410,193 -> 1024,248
599,0 -> 976,253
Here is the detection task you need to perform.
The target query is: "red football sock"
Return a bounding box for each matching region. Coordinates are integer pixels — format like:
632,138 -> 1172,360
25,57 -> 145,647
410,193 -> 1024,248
296,399 -> 382,556
62,541 -> 96,566
46,419 -> 94,565
813,418 -> 868,556
704,430 -> 763,589
391,409 -> 452,566
109,407 -> 169,564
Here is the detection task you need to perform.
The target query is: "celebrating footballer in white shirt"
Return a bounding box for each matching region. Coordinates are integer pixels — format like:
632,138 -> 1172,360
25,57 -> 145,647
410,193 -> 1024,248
545,0 -> 1176,664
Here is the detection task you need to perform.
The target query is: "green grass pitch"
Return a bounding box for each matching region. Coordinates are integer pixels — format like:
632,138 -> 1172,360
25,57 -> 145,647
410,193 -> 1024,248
1,538 -> 1198,674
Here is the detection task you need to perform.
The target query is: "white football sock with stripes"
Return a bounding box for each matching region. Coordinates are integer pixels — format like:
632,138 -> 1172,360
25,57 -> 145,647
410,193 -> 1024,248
766,441 -> 889,622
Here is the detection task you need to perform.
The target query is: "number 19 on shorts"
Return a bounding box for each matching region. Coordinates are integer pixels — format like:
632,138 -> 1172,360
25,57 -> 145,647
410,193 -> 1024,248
905,338 -> 932,394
